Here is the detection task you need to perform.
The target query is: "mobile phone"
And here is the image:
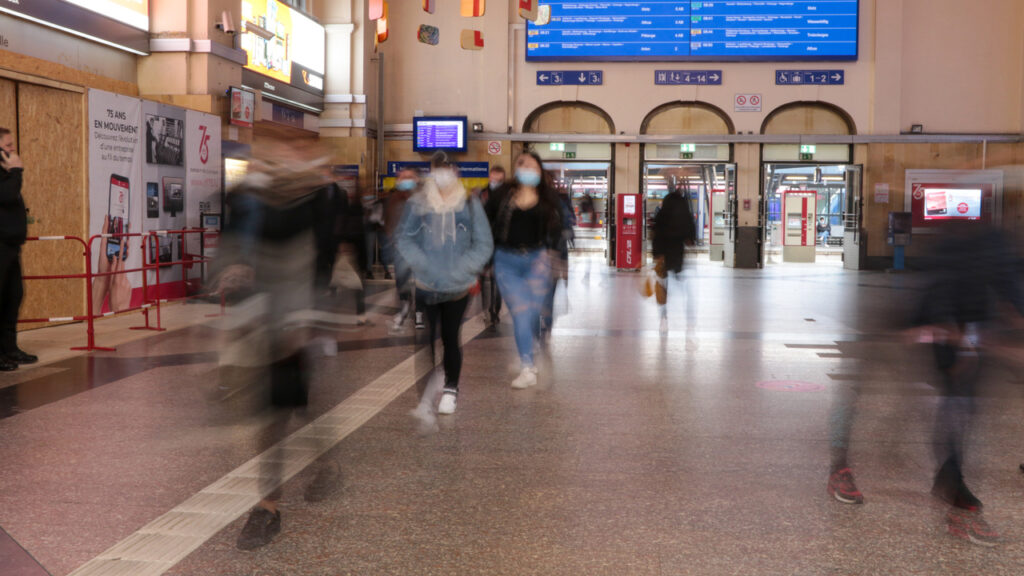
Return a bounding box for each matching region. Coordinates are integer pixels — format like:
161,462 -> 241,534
107,174 -> 130,261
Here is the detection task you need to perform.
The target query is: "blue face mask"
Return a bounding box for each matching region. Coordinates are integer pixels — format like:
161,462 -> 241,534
395,179 -> 416,191
516,169 -> 541,187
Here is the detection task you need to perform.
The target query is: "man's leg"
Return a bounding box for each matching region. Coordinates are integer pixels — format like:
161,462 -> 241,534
0,245 -> 25,363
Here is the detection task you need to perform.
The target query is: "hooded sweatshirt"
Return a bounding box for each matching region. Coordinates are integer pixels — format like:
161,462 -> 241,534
396,175 -> 493,299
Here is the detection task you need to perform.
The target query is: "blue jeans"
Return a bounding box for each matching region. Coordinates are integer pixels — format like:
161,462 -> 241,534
494,248 -> 551,367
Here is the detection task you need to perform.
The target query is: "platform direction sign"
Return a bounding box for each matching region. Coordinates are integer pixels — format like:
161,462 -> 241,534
537,70 -> 603,86
776,70 -> 845,85
655,70 -> 722,85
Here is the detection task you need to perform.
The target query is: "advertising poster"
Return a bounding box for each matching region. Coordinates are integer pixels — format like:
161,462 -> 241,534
910,183 -> 994,228
185,111 -> 223,281
142,101 -> 188,290
88,89 -> 145,313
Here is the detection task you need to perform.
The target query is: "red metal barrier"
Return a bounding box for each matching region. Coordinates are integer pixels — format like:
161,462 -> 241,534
19,228 -> 217,351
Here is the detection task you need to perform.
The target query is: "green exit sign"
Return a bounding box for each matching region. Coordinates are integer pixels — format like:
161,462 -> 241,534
681,152 -> 694,160
550,142 -> 565,152
800,144 -> 816,154
680,143 -> 696,153
564,152 -> 576,159
800,153 -> 814,161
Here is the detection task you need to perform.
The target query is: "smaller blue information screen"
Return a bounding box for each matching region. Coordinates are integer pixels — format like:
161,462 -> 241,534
413,117 -> 467,152
527,1 -> 859,62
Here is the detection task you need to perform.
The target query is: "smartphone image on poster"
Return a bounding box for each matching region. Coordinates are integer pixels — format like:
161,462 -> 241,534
146,182 -> 159,218
107,174 -> 130,261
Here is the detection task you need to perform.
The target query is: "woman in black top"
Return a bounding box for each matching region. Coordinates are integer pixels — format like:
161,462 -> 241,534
485,151 -> 563,389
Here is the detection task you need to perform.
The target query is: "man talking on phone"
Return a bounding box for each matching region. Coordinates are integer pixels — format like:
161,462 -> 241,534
0,127 -> 36,371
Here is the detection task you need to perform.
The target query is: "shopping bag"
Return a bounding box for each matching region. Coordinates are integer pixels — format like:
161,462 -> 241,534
639,266 -> 656,299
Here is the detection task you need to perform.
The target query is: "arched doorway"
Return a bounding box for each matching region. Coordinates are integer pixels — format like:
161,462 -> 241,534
523,102 -> 614,257
760,102 -> 860,266
640,102 -> 736,262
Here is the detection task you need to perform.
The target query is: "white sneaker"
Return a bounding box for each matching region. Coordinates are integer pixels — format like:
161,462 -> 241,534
511,366 -> 538,389
437,390 -> 458,414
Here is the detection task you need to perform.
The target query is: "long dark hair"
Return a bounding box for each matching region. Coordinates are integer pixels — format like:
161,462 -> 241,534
512,150 -> 563,242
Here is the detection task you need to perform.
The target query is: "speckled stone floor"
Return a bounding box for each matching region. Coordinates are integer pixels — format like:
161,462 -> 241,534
2,256 -> 1023,575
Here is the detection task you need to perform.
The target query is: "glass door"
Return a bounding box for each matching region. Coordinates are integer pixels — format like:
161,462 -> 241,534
545,161 -> 612,254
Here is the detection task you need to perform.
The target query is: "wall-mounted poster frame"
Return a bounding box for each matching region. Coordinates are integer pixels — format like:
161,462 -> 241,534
904,170 -> 1003,233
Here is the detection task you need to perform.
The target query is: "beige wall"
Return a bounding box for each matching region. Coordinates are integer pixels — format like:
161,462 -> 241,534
371,0 -> 1024,137
899,0 -> 1024,133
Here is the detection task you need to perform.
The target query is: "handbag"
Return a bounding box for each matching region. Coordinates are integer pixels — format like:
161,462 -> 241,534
638,265 -> 657,299
330,251 -> 363,290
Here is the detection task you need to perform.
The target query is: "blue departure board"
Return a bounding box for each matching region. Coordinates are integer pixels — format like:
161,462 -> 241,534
526,1 -> 859,62
413,117 -> 468,153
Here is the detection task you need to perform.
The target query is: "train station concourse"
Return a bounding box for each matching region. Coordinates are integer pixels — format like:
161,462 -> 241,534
2,259 -> 1024,575
2,0 -> 1024,574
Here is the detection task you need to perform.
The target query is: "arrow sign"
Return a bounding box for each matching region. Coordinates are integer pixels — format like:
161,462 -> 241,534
537,70 -> 603,85
776,70 -> 845,85
655,70 -> 723,85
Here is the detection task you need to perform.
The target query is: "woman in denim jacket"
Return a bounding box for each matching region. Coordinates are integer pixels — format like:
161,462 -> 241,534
396,152 -> 493,415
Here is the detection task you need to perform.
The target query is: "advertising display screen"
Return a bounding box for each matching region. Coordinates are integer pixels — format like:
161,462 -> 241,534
910,183 -> 995,228
240,0 -> 325,96
63,0 -> 149,30
922,188 -> 982,221
413,117 -> 468,153
527,0 -> 859,61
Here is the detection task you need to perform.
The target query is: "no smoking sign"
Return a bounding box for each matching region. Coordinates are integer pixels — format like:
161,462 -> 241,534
487,141 -> 502,156
735,93 -> 762,112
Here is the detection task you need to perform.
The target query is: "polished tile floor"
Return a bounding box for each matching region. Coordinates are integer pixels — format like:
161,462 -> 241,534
1,256 -> 1023,575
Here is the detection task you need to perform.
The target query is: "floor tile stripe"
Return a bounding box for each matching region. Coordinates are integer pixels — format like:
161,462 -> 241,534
67,318 -> 486,576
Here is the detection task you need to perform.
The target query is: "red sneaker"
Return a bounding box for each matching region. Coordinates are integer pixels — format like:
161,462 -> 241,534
946,509 -> 1000,547
827,468 -> 865,504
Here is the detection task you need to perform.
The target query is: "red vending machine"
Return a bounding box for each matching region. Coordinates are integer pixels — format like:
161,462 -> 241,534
616,193 -> 643,269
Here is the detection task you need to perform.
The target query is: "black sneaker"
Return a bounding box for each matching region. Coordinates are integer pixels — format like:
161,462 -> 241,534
365,270 -> 375,280
6,350 -> 37,364
0,357 -> 16,372
384,271 -> 393,280
236,506 -> 281,550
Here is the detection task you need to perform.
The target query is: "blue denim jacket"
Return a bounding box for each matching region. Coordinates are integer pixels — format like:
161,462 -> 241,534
396,181 -> 493,301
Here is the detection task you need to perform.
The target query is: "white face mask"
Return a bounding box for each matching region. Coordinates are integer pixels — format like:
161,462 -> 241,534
434,168 -> 458,189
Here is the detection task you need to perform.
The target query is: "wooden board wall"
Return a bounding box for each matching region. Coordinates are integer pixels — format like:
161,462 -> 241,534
16,83 -> 86,327
0,79 -> 15,133
863,142 -> 1024,258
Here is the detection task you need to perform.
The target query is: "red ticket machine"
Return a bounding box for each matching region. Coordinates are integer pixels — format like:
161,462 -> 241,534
616,193 -> 642,269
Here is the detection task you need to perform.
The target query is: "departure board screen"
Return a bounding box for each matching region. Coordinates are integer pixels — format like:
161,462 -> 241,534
526,1 -> 859,62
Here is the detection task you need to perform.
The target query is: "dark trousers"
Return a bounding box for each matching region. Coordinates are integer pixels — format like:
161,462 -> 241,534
932,341 -> 979,491
418,293 -> 469,389
0,244 -> 24,355
481,268 -> 502,319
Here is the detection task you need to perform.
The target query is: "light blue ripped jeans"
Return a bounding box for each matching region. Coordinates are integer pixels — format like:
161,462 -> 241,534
493,247 -> 552,367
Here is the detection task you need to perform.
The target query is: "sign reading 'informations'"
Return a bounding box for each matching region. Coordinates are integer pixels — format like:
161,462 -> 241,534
527,1 -> 859,62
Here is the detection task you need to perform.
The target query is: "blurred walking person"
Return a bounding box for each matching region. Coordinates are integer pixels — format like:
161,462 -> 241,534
651,175 -> 697,332
480,165 -> 506,328
211,143 -> 341,550
397,152 -> 492,415
486,151 -> 563,389
0,127 -> 36,370
913,222 -> 1022,546
385,167 -> 419,330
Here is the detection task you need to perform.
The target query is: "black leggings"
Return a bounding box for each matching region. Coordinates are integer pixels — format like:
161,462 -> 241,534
418,294 -> 469,389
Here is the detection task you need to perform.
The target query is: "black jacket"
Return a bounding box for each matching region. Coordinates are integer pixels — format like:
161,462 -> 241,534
0,167 -> 27,246
652,191 -> 697,272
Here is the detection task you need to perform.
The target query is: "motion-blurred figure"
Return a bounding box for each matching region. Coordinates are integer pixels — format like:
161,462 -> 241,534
913,222 -> 1022,546
479,165 -> 506,329
399,152 -> 492,416
385,167 -> 419,331
486,151 -> 563,389
210,141 -> 342,551
540,184 -> 575,335
651,174 -> 697,332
